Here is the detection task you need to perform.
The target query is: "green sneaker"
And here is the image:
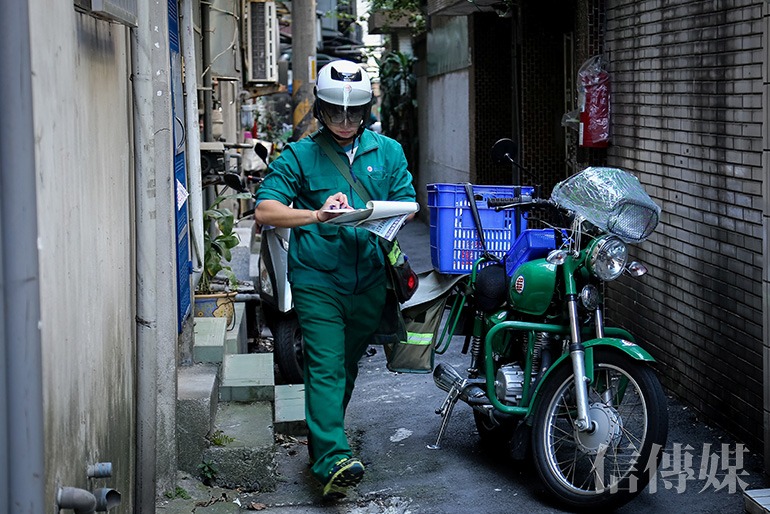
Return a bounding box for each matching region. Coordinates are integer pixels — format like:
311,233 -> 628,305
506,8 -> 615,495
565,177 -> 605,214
322,458 -> 365,501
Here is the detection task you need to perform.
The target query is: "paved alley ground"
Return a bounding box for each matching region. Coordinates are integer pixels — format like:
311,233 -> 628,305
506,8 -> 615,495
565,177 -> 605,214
158,219 -> 770,513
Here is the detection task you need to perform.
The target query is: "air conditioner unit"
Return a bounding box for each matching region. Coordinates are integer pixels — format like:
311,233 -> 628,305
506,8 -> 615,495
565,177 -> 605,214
243,0 -> 279,83
74,0 -> 138,27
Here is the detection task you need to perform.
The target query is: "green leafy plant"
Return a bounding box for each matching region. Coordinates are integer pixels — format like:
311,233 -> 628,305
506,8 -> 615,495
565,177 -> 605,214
327,0 -> 359,36
209,429 -> 235,447
257,108 -> 291,162
366,0 -> 426,34
198,193 -> 251,294
198,460 -> 218,485
164,487 -> 191,500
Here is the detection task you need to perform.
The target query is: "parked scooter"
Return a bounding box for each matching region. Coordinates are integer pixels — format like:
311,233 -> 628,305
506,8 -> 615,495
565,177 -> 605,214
255,221 -> 304,383
201,139 -> 304,384
427,139 -> 668,511
247,144 -> 305,384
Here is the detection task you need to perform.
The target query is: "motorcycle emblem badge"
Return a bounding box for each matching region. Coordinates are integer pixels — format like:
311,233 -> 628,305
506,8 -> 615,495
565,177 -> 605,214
514,275 -> 525,294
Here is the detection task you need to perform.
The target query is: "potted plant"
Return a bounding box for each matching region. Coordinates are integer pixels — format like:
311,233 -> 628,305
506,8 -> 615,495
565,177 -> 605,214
194,192 -> 250,326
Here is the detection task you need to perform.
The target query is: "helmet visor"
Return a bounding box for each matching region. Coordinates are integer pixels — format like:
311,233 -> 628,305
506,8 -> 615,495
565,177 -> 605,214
320,102 -> 367,125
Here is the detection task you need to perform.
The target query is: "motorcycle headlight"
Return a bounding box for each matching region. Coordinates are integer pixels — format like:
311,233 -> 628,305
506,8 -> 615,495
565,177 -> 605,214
587,236 -> 627,281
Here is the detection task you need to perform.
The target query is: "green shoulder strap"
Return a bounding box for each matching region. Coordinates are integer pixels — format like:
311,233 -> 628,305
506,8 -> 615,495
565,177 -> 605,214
312,130 -> 372,203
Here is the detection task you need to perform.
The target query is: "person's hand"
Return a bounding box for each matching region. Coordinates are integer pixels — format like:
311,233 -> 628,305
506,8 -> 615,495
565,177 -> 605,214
316,192 -> 351,222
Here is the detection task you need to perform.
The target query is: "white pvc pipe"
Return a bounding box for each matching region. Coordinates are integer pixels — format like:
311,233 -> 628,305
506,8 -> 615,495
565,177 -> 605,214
181,0 -> 204,289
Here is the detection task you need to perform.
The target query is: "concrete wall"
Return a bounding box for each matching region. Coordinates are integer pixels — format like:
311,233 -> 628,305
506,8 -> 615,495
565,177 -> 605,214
605,0 -> 764,451
418,67 -> 472,210
29,4 -> 136,508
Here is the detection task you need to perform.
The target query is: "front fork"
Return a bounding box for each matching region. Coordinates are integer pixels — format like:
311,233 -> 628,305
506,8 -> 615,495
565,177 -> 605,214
566,294 -> 594,432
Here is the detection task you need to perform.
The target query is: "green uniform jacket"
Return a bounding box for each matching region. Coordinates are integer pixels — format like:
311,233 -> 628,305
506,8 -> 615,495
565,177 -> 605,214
255,128 -> 416,295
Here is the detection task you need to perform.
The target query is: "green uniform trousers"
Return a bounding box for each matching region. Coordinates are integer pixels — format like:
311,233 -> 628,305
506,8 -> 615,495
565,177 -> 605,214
292,281 -> 387,484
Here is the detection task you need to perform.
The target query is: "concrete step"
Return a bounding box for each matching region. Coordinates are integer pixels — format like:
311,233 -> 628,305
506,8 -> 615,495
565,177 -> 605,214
176,363 -> 219,475
746,489 -> 770,514
193,301 -> 247,363
224,301 -> 248,355
192,317 -> 228,364
201,401 -> 277,492
273,384 -> 307,436
219,353 -> 275,402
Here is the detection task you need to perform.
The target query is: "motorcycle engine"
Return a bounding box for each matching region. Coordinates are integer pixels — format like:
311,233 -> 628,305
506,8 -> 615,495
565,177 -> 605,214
494,364 -> 526,405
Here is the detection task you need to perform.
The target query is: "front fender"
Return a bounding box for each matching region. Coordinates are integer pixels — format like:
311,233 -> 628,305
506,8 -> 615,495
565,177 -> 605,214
583,337 -> 654,361
526,337 -> 655,413
542,338 -> 654,380
547,337 -> 654,376
482,326 -> 652,417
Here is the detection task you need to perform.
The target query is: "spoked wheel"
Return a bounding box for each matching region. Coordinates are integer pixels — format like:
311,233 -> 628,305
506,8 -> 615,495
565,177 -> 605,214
532,349 -> 668,511
273,313 -> 305,384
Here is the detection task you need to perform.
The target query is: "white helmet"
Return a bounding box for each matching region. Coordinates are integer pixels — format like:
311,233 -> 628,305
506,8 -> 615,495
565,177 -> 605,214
314,60 -> 373,135
315,60 -> 372,107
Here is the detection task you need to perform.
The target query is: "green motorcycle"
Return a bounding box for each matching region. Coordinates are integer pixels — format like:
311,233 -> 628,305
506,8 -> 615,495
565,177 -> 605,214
427,150 -> 669,511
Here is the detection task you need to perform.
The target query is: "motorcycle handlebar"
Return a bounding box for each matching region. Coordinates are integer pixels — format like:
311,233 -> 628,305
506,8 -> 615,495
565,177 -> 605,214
487,197 -> 552,211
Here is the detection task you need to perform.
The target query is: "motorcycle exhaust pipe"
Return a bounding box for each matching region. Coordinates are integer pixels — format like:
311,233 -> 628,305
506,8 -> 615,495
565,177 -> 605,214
433,363 -> 487,403
433,362 -> 465,393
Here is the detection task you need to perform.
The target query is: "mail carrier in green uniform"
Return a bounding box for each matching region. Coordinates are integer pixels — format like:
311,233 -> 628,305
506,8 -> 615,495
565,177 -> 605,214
254,59 -> 416,501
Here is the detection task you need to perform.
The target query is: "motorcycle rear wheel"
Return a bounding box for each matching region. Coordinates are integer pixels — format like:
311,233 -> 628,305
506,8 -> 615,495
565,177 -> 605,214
531,349 -> 668,511
273,314 -> 305,384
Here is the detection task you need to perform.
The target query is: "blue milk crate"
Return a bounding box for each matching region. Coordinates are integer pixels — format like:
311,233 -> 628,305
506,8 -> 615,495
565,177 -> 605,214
504,229 -> 557,276
428,183 -> 534,274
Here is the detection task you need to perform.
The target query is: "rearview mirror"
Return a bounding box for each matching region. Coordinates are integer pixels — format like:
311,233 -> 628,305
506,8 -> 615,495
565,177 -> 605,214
254,143 -> 269,163
491,138 -> 518,164
223,172 -> 246,192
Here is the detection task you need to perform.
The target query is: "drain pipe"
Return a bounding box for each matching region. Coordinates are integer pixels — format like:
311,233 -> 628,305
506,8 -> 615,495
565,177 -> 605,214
56,488 -> 96,514
92,488 -> 121,511
0,0 -> 45,513
181,0 -> 204,289
56,486 -> 121,513
56,463 -> 121,513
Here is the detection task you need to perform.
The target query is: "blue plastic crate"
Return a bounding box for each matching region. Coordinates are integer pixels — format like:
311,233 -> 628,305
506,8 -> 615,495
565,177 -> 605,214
504,229 -> 557,276
428,183 -> 534,274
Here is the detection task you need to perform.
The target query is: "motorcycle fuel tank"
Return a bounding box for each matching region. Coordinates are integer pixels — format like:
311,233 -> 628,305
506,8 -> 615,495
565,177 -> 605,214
508,260 -> 557,315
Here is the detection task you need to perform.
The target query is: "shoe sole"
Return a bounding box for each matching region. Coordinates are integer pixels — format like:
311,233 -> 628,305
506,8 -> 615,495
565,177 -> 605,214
322,460 -> 365,501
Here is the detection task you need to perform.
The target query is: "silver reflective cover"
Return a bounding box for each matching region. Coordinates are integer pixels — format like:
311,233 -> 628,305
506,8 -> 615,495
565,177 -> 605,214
551,167 -> 661,243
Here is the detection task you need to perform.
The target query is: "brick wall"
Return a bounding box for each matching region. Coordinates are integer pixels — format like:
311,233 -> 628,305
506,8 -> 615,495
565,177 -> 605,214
575,0 -> 609,170
605,0 -> 764,451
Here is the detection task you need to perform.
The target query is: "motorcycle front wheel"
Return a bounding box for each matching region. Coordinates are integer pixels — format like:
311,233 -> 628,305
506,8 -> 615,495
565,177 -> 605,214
531,349 -> 668,511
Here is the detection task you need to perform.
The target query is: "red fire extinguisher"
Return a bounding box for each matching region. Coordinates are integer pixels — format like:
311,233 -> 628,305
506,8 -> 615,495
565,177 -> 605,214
578,56 -> 610,148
